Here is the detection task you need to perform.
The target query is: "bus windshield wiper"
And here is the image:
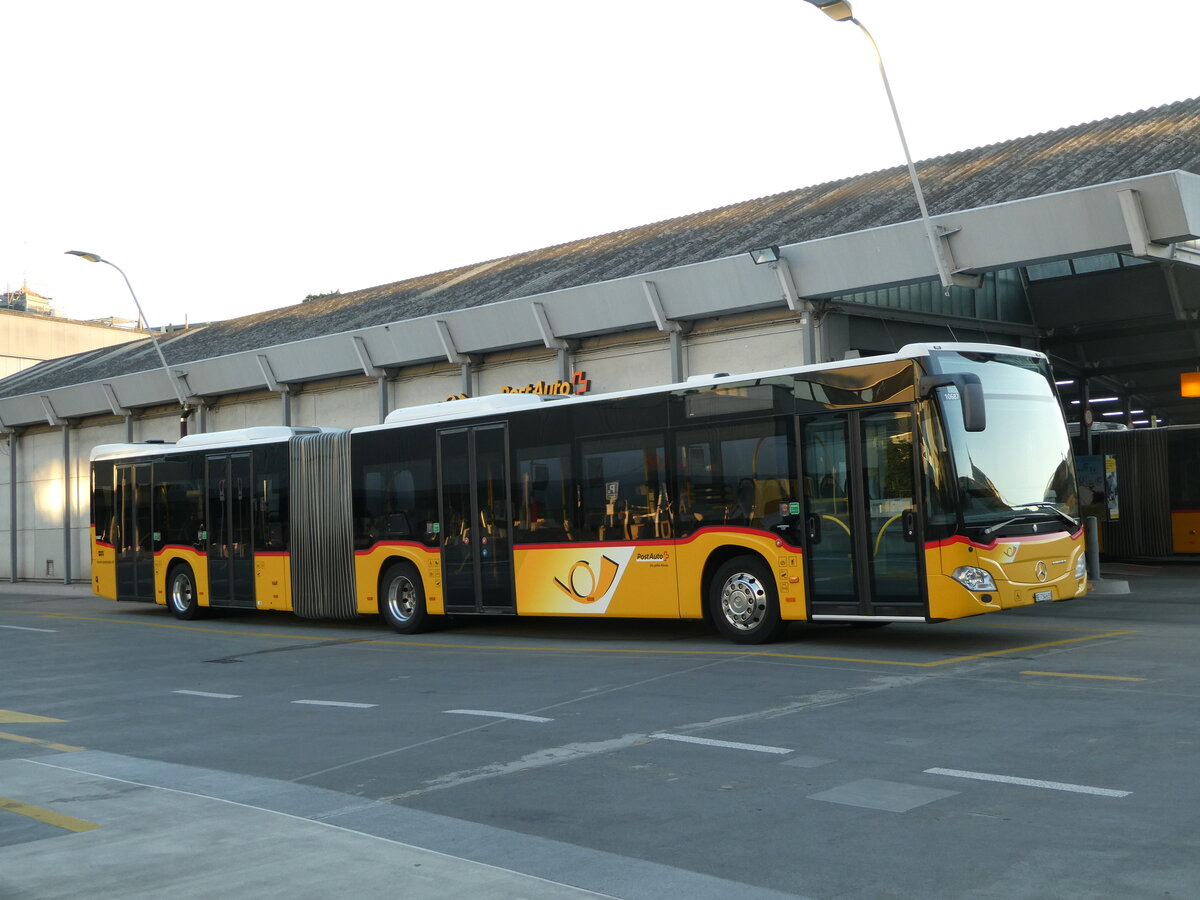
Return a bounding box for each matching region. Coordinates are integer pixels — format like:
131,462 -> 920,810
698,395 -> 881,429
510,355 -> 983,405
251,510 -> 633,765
981,516 -> 1023,537
1011,503 -> 1080,531
982,503 -> 1079,537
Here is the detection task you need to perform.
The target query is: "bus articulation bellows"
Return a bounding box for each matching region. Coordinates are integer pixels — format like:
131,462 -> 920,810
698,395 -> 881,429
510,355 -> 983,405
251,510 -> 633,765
90,342 -> 1087,644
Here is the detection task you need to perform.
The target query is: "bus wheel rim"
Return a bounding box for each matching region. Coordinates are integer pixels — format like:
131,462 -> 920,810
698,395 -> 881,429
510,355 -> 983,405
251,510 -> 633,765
387,577 -> 415,622
720,572 -> 766,630
170,574 -> 191,612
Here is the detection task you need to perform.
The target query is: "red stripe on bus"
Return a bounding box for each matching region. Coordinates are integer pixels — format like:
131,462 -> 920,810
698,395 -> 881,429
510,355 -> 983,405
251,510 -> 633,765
354,540 -> 440,556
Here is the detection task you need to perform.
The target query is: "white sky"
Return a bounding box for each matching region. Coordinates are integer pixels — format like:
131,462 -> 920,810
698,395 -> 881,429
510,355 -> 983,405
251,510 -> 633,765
4,0 -> 1198,327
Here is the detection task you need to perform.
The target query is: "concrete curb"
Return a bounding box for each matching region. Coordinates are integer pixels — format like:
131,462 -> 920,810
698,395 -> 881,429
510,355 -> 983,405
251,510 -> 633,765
1088,579 -> 1131,595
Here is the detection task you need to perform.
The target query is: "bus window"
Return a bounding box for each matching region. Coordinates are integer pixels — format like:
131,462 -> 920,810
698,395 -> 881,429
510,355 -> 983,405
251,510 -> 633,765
92,463 -> 116,545
351,430 -> 437,549
254,443 -> 288,551
676,421 -> 796,537
578,434 -> 668,542
513,442 -> 572,544
153,458 -> 201,548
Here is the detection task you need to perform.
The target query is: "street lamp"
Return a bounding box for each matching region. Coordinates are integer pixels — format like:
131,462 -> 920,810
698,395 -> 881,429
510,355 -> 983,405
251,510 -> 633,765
65,251 -> 191,426
802,0 -> 973,290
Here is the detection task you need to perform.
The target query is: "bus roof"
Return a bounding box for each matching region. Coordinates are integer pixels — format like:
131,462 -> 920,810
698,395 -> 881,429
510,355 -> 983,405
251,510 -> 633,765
89,426 -> 333,462
89,342 -> 1049,456
354,342 -> 1048,434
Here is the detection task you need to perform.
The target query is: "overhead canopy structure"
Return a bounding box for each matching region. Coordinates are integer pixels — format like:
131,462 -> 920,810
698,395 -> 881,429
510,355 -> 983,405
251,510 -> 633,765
1,97 -> 1198,430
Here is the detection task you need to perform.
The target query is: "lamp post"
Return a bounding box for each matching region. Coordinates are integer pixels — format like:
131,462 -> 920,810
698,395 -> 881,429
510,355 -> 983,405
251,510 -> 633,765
802,0 -> 971,290
65,251 -> 191,430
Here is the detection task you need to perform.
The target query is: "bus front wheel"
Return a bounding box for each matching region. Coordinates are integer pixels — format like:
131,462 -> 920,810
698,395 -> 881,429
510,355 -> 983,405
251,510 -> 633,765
167,564 -> 203,620
380,562 -> 431,634
709,555 -> 785,644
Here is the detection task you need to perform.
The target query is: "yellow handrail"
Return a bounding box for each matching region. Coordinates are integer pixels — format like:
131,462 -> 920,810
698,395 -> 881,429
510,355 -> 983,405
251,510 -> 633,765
874,512 -> 904,556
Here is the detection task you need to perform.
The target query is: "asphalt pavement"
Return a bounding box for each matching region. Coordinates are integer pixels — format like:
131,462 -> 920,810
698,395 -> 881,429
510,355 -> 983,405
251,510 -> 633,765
1,561 -> 1196,899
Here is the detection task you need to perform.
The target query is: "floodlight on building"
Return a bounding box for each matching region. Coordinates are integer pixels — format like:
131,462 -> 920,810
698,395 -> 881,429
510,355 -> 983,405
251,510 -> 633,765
748,246 -> 781,265
65,251 -> 191,420
800,0 -> 972,290
1181,371 -> 1200,397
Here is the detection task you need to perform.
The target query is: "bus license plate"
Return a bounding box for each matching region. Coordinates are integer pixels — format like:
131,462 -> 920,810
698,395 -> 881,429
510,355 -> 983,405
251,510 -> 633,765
1034,590 -> 1053,603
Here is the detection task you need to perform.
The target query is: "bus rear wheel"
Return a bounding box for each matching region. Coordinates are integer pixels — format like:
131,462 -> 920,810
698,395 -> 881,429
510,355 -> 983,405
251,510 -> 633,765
167,564 -> 203,620
380,562 -> 431,634
709,555 -> 785,644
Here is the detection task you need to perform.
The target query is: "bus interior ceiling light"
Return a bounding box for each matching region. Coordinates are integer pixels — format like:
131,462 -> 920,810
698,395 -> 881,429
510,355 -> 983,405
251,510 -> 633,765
749,246 -> 780,265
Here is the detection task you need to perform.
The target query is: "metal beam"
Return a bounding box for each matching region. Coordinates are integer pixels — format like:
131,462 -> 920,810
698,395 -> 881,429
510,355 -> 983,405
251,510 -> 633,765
1079,355 -> 1200,378
1042,317 -> 1197,346
61,423 -> 71,585
352,335 -> 383,378
644,281 -> 688,382
530,301 -> 570,350
39,395 -> 62,427
257,354 -> 281,392
101,383 -> 130,417
643,281 -> 681,334
436,319 -> 466,365
821,300 -> 1039,336
1118,187 -> 1183,262
8,430 -> 16,583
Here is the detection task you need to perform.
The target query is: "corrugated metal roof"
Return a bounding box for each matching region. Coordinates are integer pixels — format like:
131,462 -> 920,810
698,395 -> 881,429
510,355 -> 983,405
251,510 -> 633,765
4,96 -> 1198,400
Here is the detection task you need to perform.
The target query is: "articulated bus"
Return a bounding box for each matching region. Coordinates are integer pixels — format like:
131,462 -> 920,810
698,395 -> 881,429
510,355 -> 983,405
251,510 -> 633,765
90,342 -> 1087,644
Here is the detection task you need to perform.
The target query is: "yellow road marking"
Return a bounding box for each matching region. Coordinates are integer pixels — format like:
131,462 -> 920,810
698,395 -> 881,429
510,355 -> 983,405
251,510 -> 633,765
974,622 -> 1123,632
0,732 -> 85,752
0,709 -> 65,724
911,631 -> 1138,667
362,629 -> 1139,668
30,614 -> 1136,668
0,796 -> 100,832
1021,670 -> 1146,682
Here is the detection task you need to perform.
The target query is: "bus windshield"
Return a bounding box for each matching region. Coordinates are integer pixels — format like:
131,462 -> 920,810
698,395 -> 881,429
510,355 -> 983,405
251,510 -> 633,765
929,350 -> 1079,530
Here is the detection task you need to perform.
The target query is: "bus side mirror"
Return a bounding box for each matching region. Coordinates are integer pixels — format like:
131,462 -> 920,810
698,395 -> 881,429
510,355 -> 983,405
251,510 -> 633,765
919,373 -> 986,432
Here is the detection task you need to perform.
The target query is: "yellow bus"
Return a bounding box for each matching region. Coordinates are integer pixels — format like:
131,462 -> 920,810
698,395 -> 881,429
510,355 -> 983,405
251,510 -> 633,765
90,342 -> 1087,643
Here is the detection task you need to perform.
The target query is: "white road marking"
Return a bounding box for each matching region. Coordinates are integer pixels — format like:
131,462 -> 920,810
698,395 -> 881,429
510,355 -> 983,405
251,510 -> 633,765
292,700 -> 377,709
925,767 -> 1130,797
173,690 -> 240,699
387,734 -> 645,801
445,709 -> 553,723
650,732 -> 793,755
0,624 -> 57,633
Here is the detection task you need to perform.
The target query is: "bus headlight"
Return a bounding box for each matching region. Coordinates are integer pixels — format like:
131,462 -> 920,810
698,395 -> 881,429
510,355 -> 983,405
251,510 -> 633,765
1075,555 -> 1087,578
952,566 -> 997,592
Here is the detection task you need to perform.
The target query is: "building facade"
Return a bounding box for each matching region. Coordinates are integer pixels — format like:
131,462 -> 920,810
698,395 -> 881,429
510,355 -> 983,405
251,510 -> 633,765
2,98 -> 1199,582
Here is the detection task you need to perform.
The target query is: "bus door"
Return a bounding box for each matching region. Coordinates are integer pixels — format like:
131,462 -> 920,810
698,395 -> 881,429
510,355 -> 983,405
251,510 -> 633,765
114,463 -> 154,601
438,423 -> 514,614
205,453 -> 256,608
799,407 -> 923,618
